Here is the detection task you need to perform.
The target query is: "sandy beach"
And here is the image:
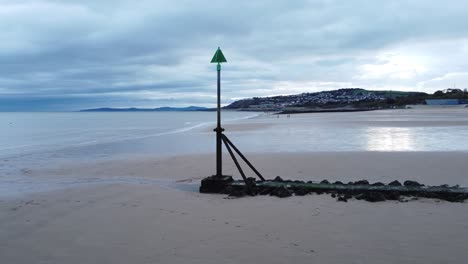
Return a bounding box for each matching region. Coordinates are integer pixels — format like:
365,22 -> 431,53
1,110 -> 468,263
4,1 -> 468,262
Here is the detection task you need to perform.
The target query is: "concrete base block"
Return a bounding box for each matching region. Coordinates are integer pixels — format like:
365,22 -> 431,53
200,175 -> 234,193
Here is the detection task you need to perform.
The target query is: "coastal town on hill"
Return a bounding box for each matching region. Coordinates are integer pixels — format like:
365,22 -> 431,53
225,88 -> 468,112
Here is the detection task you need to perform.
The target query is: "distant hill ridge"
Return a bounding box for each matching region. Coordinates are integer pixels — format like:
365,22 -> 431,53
225,88 -> 429,111
80,106 -> 209,112
81,88 -> 468,113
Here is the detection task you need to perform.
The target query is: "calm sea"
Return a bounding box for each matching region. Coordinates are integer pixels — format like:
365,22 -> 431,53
1,109 -> 468,196
0,111 -> 256,161
2,110 -> 468,163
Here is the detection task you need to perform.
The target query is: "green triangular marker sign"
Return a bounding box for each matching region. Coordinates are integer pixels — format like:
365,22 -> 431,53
210,47 -> 227,63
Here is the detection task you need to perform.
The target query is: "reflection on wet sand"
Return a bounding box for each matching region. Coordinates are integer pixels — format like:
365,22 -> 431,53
366,127 -> 419,151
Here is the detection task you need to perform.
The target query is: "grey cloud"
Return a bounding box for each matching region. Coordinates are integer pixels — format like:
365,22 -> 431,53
1,0 -> 468,110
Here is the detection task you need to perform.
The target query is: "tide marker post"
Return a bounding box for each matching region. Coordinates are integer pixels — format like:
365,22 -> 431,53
211,47 -> 227,177
200,47 -> 265,195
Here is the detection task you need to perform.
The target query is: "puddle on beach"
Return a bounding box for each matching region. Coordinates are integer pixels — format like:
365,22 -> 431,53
0,176 -> 199,198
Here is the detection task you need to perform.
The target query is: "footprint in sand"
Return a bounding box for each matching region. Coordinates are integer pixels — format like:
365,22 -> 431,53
10,205 -> 22,211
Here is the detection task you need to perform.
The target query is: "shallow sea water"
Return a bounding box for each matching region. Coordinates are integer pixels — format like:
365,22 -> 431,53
1,109 -> 468,196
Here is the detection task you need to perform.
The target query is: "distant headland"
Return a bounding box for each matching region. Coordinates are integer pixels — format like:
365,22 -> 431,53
80,88 -> 468,113
80,106 -> 212,112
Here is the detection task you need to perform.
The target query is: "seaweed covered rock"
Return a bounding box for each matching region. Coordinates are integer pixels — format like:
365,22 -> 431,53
258,186 -> 274,195
355,193 -> 366,200
337,196 -> 348,202
245,177 -> 258,196
404,180 -> 423,187
293,187 -> 310,196
273,176 -> 284,182
353,180 -> 370,185
366,192 -> 386,202
200,175 -> 467,203
438,193 -> 468,203
224,186 -> 247,197
384,191 -> 401,200
271,186 -> 292,198
388,180 -> 402,186
355,192 -> 386,202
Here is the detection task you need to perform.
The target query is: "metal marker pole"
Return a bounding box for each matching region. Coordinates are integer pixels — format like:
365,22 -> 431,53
210,47 -> 227,177
216,63 -> 222,176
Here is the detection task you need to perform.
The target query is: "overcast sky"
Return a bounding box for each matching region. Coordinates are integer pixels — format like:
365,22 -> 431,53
1,0 -> 468,111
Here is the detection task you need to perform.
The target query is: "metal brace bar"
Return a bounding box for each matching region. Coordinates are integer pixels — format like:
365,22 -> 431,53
221,135 -> 251,190
222,134 -> 266,181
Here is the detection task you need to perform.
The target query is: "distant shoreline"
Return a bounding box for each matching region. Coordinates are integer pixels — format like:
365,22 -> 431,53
274,105 -> 467,114
79,106 -> 215,112
278,108 -> 379,114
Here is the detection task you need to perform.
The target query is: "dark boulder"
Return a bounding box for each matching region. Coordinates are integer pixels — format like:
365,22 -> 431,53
258,187 -> 273,195
226,187 -> 247,197
337,196 -> 348,202
440,193 -> 468,203
404,180 -> 424,187
334,181 -> 344,185
364,192 -> 386,202
245,177 -> 258,196
371,182 -> 385,186
246,177 -> 256,183
273,176 -> 284,182
354,180 -> 370,185
355,193 -> 366,200
320,180 -> 330,184
271,186 -> 292,198
293,187 -> 310,196
388,180 -> 402,186
385,191 -> 401,200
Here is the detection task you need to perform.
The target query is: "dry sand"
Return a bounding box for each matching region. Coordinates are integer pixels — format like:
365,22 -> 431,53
1,151 -> 468,264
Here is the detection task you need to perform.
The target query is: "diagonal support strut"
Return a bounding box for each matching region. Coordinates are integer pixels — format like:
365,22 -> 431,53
221,135 -> 247,182
222,134 -> 265,181
221,135 -> 254,194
